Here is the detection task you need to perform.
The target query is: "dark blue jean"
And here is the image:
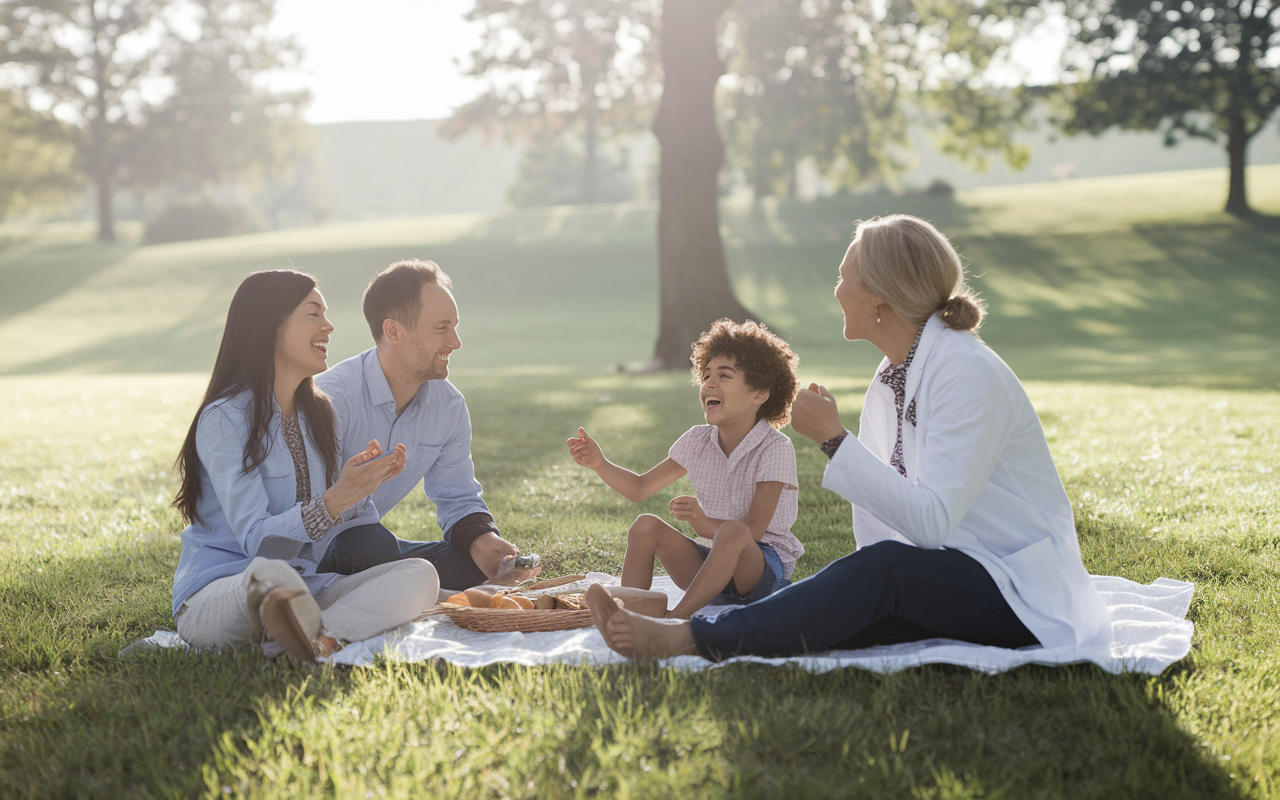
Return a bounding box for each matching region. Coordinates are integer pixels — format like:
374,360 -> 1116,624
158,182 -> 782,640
689,540 -> 1039,661
317,523 -> 488,589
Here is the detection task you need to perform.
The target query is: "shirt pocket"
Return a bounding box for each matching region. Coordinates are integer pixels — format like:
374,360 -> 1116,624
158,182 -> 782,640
257,448 -> 298,511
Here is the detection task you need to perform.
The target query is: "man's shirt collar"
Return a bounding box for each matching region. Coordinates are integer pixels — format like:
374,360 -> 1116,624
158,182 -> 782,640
363,348 -> 397,408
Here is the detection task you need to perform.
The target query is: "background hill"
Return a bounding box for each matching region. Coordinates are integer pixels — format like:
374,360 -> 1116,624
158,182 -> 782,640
308,117 -> 1280,219
1,165 -> 1277,388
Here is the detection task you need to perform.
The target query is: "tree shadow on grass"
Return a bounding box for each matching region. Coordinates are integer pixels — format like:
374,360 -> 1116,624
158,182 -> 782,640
0,238 -> 134,325
689,661 -> 1245,799
1239,210 -> 1280,234
0,536 -> 346,798
1,316 -> 226,375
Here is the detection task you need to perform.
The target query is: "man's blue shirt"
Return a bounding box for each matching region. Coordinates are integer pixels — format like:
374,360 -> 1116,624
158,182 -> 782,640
317,348 -> 491,536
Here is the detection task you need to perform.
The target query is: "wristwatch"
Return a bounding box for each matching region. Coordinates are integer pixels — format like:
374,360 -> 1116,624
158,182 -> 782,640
820,430 -> 849,460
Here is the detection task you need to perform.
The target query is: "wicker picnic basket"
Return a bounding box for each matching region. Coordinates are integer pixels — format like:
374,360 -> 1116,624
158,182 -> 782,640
430,574 -> 595,633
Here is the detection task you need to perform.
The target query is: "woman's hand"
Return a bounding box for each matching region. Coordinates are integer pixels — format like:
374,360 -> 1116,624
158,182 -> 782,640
566,427 -> 605,470
791,383 -> 846,444
323,440 -> 407,518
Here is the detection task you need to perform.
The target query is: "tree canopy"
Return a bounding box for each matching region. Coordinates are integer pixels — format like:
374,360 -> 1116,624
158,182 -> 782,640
444,0 -> 660,204
723,0 -> 1039,199
0,0 -> 308,239
0,90 -> 79,216
1057,0 -> 1280,214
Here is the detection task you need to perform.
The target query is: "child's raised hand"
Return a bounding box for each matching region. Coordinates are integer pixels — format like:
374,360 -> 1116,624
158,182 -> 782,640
567,427 -> 604,470
668,495 -> 705,526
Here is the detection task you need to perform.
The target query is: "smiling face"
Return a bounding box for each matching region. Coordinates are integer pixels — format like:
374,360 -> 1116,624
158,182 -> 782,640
274,288 -> 333,380
835,241 -> 880,342
400,282 -> 461,382
699,356 -> 768,430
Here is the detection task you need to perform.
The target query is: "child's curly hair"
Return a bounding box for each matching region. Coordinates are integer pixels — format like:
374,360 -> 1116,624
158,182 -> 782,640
690,319 -> 800,429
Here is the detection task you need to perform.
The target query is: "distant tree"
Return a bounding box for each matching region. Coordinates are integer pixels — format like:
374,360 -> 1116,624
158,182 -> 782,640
138,0 -> 311,195
506,132 -> 635,207
444,0 -> 660,204
650,0 -> 755,370
0,0 -> 307,240
0,90 -> 80,216
724,0 -> 1038,201
1057,0 -> 1279,215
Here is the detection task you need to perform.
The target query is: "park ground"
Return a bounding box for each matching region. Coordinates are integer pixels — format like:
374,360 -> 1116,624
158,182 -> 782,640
1,165 -> 1278,797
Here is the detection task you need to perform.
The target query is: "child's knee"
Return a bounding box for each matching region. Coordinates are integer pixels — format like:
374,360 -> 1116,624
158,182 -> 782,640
628,514 -> 664,541
712,521 -> 753,549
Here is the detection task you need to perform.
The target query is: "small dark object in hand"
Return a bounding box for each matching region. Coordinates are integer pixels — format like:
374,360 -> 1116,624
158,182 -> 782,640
515,553 -> 540,569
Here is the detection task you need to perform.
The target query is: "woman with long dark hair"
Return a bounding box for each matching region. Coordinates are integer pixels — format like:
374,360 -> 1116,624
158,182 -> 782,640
172,270 -> 438,662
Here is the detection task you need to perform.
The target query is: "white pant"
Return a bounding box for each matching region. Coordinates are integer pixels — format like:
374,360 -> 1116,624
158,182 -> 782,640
176,557 -> 438,647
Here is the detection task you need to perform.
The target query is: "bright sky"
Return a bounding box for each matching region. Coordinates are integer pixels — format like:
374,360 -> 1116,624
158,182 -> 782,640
271,0 -> 484,123
272,1 -> 1066,125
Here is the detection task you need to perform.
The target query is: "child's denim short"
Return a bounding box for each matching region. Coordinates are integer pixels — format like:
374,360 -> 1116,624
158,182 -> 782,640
692,540 -> 790,604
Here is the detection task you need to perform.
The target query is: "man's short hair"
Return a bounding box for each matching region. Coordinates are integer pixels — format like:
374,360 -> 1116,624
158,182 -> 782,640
362,259 -> 453,341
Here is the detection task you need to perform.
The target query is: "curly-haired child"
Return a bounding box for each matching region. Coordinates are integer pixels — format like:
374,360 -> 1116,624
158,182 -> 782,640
567,319 -> 803,618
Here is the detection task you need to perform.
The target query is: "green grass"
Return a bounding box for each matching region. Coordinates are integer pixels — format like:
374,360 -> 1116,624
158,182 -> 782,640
1,166 -> 1279,797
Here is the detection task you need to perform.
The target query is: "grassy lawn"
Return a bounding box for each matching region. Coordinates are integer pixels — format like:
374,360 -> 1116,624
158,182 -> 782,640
1,166 -> 1278,797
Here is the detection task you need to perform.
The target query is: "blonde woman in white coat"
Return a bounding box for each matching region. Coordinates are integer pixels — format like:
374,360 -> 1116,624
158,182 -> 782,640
588,214 -> 1112,661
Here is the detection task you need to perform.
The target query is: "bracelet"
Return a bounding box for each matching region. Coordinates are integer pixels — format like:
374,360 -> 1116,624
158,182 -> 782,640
820,430 -> 849,460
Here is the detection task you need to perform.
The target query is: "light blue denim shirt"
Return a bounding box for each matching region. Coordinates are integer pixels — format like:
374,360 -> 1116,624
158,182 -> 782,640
170,390 -> 376,615
317,348 -> 490,537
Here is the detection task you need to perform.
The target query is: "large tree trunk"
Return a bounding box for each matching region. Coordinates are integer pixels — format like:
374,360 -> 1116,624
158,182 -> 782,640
1224,109 -> 1250,216
94,170 -> 116,242
89,11 -> 117,243
582,96 -> 599,204
650,0 -> 753,370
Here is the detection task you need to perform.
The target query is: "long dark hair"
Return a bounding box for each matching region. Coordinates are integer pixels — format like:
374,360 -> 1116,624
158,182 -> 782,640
174,270 -> 340,526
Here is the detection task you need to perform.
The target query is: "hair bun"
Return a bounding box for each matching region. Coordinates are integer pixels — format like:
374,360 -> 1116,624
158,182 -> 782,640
939,294 -> 985,331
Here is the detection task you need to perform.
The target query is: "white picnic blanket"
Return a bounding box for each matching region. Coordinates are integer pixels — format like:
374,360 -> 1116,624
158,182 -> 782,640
124,574 -> 1194,675
329,573 -> 1194,674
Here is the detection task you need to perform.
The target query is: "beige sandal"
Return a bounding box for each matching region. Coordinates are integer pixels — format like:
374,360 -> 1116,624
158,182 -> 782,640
257,587 -> 323,664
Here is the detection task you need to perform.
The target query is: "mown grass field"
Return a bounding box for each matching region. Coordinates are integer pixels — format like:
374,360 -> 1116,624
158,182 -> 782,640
1,166 -> 1278,798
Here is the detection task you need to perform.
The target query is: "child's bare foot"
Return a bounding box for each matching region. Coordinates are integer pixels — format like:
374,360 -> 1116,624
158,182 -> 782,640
587,583 -> 699,660
587,583 -> 624,650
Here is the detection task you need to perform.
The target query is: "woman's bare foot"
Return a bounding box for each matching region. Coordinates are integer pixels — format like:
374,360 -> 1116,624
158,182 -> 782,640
587,583 -> 699,660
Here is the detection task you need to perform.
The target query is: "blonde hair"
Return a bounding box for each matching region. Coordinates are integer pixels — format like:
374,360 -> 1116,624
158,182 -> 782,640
849,215 -> 985,332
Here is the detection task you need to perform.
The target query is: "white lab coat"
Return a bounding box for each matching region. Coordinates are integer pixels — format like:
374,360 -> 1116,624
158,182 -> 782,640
822,313 -> 1112,649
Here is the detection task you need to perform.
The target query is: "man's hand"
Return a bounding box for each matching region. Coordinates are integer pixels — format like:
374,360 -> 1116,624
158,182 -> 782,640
791,383 -> 846,444
469,532 -> 542,584
566,427 -> 605,471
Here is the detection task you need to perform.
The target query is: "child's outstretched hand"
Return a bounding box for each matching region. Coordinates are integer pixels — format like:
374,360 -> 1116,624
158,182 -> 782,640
567,427 -> 604,470
668,495 -> 707,528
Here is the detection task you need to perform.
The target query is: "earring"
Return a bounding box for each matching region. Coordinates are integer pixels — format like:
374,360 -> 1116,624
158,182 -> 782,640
876,305 -> 882,324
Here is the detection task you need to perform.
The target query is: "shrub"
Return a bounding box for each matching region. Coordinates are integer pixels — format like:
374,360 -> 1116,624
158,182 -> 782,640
143,199 -> 265,244
924,178 -> 955,197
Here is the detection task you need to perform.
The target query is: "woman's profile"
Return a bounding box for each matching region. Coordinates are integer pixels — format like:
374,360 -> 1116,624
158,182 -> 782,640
171,270 -> 438,662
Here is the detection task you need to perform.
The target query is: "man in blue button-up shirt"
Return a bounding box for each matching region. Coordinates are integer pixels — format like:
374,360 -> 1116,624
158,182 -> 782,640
315,259 -> 538,589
